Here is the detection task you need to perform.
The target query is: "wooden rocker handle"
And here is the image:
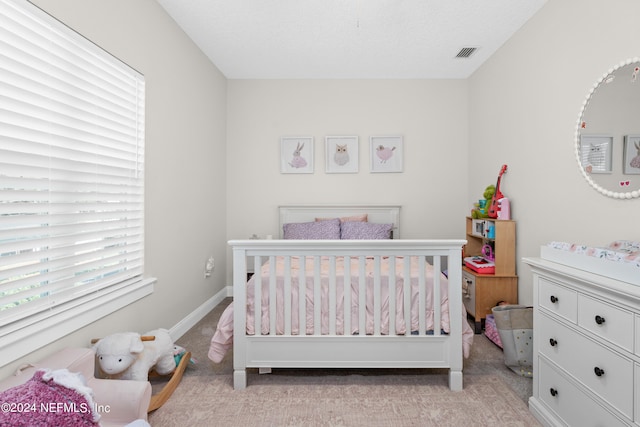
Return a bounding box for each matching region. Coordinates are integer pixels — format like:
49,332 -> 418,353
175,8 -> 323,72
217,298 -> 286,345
90,335 -> 156,344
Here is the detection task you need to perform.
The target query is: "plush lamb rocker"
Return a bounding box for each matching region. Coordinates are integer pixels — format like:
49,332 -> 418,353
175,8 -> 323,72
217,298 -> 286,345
93,328 -> 176,381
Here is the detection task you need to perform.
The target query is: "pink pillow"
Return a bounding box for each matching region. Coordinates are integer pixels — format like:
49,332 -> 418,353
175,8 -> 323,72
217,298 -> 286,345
340,221 -> 393,239
315,214 -> 368,223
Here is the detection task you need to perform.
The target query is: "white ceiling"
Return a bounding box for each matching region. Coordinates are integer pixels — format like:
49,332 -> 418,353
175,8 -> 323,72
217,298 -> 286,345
156,0 -> 547,79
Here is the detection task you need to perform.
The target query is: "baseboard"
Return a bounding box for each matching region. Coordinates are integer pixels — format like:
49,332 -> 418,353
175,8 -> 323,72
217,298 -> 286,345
168,286 -> 232,341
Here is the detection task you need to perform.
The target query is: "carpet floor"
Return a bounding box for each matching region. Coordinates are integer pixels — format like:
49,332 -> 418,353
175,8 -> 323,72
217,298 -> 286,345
148,298 -> 538,426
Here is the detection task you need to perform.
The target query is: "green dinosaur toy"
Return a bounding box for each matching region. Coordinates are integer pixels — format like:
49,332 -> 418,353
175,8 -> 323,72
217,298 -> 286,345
471,185 -> 496,219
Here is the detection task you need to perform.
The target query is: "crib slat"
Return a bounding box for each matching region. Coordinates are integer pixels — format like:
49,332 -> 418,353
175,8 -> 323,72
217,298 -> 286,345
269,255 -> 277,335
343,256 -> 351,336
388,255 -> 396,336
432,256 -> 442,336
298,256 -> 306,336
418,256 -> 426,336
329,256 -> 336,335
373,256 -> 381,336
358,256 -> 366,335
284,256 -> 292,335
254,256 -> 262,336
313,256 -> 321,335
403,258 -> 411,335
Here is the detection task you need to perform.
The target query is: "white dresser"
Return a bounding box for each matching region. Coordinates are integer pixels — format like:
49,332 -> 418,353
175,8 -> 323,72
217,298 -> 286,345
524,257 -> 640,427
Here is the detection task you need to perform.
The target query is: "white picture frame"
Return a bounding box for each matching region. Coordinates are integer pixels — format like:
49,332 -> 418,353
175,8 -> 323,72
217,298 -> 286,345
325,136 -> 359,173
579,134 -> 612,174
623,134 -> 640,175
370,136 -> 403,173
281,136 -> 314,174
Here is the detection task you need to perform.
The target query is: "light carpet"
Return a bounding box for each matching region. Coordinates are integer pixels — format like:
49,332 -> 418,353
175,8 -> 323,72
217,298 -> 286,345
148,299 -> 538,426
149,372 -> 537,426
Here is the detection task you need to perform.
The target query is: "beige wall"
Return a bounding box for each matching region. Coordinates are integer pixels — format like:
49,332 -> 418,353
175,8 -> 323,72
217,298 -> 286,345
469,0 -> 640,305
225,79 -> 469,250
0,0 -> 228,379
226,0 -> 640,305
6,0 -> 640,379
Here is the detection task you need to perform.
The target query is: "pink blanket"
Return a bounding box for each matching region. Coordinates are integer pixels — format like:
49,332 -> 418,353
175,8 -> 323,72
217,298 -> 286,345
209,256 -> 474,362
0,369 -> 100,426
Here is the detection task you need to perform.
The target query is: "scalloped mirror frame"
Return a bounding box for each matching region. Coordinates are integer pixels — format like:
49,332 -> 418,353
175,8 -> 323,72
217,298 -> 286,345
575,57 -> 640,199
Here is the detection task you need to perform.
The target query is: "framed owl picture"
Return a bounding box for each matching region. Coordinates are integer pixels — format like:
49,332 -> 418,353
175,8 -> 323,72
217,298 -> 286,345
579,134 -> 612,174
370,136 -> 403,173
325,136 -> 359,173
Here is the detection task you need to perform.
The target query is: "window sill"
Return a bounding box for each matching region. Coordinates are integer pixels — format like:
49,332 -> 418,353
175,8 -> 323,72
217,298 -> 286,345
0,278 -> 155,369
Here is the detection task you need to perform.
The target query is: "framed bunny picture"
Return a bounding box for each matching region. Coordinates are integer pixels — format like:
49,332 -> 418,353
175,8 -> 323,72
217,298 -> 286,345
280,136 -> 314,174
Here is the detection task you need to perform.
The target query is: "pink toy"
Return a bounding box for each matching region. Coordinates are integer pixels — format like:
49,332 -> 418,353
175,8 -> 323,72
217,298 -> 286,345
497,197 -> 511,220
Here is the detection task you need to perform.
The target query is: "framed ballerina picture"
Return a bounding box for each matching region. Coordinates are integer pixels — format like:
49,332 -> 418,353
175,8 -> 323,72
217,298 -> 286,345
624,135 -> 640,175
370,136 -> 403,173
281,136 -> 314,174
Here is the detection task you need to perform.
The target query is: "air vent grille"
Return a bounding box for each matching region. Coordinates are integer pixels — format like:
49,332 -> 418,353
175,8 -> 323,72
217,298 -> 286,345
455,47 -> 478,58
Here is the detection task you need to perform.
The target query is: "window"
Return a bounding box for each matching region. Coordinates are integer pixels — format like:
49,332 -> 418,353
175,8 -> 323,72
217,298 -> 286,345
0,0 -> 153,366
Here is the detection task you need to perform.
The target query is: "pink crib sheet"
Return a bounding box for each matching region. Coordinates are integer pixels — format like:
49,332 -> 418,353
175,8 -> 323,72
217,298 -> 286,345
209,256 -> 474,363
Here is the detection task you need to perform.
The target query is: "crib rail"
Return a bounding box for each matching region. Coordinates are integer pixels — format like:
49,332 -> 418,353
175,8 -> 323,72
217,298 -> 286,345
229,239 -> 466,390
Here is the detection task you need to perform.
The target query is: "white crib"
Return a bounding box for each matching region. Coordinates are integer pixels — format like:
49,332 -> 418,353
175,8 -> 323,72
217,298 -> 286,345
229,238 -> 469,391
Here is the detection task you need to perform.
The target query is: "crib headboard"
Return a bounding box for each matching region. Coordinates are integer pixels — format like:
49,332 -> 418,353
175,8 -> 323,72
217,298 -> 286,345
278,205 -> 401,239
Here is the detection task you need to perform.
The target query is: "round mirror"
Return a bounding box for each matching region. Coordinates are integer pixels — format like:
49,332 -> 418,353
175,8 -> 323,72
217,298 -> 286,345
576,57 -> 640,199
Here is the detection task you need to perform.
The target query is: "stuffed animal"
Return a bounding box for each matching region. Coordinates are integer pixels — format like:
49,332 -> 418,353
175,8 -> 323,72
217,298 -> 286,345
173,344 -> 197,366
93,328 -> 176,381
471,185 -> 496,219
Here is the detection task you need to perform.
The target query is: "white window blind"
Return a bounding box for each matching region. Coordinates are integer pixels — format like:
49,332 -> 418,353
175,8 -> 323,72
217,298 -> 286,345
0,0 -> 147,335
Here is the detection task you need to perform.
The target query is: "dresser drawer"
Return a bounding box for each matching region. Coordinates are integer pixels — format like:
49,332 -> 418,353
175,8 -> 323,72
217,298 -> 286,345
578,294 -> 634,353
539,313 -> 634,418
538,277 -> 577,323
462,271 -> 475,317
538,357 -> 628,427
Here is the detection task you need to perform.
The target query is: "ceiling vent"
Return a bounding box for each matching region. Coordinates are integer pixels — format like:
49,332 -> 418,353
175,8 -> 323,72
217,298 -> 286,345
455,47 -> 478,59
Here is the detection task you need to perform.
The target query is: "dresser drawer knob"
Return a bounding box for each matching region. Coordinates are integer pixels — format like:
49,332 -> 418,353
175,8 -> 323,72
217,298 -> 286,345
595,315 -> 606,325
550,295 -> 559,303
549,388 -> 559,397
594,367 -> 605,377
549,338 -> 558,347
